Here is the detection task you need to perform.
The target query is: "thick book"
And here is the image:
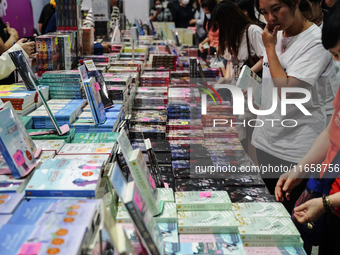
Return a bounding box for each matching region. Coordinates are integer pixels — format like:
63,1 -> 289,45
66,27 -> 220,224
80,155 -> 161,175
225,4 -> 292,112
128,149 -> 163,216
25,167 -> 102,197
0,106 -> 37,178
110,162 -> 163,255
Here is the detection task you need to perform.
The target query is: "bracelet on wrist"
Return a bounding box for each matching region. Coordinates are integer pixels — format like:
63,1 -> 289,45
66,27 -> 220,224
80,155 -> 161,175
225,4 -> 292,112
322,194 -> 336,213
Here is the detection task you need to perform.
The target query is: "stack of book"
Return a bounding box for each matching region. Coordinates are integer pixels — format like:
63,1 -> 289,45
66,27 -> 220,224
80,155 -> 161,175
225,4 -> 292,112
40,71 -> 83,99
19,116 -> 33,129
55,0 -> 82,31
168,88 -> 201,104
28,99 -> 86,129
140,71 -> 170,87
167,103 -> 201,120
70,132 -> 119,144
149,54 -> 177,70
72,118 -> 118,133
0,84 -> 49,116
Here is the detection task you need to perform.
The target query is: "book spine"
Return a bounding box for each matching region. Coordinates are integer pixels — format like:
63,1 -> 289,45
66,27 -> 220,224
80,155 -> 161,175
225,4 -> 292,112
129,159 -> 159,216
60,37 -> 65,70
42,74 -> 80,78
60,0 -> 65,30
242,241 -> 303,248
50,95 -> 82,99
56,0 -> 60,30
178,225 -> 238,234
40,78 -> 80,83
125,201 -> 161,255
65,0 -> 69,30
69,0 -> 74,29
241,235 -> 300,243
25,189 -> 95,197
49,87 -> 81,91
43,83 -> 81,87
74,0 -> 79,30
177,204 -> 231,211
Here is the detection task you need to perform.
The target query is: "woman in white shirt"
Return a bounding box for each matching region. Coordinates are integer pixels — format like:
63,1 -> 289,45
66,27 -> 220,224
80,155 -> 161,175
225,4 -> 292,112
211,0 -> 265,80
0,38 -> 35,80
251,0 -> 338,214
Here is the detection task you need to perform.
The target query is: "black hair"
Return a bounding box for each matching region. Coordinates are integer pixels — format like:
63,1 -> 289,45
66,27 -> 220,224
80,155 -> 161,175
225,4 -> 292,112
201,0 -> 218,31
322,0 -> 340,49
236,0 -> 265,27
255,0 -> 312,18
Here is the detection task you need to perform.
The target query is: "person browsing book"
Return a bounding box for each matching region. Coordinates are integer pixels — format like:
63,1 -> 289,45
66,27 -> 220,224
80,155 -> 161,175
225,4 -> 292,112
211,1 -> 265,79
275,2 -> 340,254
198,0 -> 218,58
0,38 -> 35,80
251,0 -> 338,216
150,0 -> 172,21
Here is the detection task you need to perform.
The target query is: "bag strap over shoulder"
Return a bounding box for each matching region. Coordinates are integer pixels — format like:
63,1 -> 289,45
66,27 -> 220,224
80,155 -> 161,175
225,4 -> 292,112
245,24 -> 255,66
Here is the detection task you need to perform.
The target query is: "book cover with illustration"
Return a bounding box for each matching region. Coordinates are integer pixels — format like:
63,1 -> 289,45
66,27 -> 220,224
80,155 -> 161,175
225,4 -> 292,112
232,203 -> 290,218
0,107 -> 37,178
0,192 -> 24,214
25,168 -> 101,197
58,143 -> 115,156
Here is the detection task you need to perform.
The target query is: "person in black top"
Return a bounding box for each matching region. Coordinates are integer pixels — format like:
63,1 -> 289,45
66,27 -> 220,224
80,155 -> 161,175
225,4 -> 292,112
38,0 -> 56,35
173,0 -> 195,28
0,8 -> 19,85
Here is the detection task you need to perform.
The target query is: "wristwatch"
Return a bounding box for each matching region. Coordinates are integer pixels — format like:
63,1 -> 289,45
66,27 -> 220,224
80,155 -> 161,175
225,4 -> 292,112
322,194 -> 336,213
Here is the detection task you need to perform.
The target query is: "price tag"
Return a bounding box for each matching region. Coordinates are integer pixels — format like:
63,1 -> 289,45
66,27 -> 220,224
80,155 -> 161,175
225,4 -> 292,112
13,151 -> 25,168
105,74 -> 113,77
140,88 -> 147,90
157,106 -> 165,109
18,243 -> 42,255
142,118 -> 150,121
95,148 -> 107,153
83,166 -> 97,170
109,87 -> 119,90
84,59 -> 97,71
164,183 -> 169,189
94,82 -> 101,92
199,192 -> 211,198
181,121 -> 189,125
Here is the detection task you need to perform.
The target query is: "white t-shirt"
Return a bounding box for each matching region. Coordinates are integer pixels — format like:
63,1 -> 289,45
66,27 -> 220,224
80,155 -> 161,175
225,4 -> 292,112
224,24 -> 265,78
252,24 -> 338,163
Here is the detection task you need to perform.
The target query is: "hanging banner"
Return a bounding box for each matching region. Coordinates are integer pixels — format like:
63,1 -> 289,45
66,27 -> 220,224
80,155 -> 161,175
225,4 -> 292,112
0,0 -> 34,38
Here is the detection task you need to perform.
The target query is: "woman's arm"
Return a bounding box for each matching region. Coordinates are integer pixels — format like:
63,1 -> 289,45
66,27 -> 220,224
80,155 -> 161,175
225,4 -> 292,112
225,61 -> 231,78
275,116 -> 332,202
199,37 -> 210,52
250,57 -> 263,73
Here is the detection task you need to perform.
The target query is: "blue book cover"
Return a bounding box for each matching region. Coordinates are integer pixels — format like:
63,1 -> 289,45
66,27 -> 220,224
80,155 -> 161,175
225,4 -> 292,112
0,107 -> 37,178
84,77 -> 107,124
0,224 -> 36,255
25,168 -> 101,197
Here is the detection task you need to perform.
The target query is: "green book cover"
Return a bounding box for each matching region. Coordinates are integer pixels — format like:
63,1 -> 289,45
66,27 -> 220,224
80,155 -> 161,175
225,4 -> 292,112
232,203 -> 290,218
175,191 -> 232,211
158,188 -> 174,202
237,217 -> 300,243
71,132 -> 119,144
178,211 -> 239,234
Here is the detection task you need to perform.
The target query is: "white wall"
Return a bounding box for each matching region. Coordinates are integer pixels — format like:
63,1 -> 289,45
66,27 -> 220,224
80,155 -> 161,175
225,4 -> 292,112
82,0 -> 92,10
124,0 -> 149,23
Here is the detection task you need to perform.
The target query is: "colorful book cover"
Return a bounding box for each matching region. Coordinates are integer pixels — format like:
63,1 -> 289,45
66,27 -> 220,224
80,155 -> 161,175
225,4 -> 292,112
232,203 -> 290,218
237,217 -> 301,243
0,107 -> 37,178
71,132 -> 119,143
35,158 -> 105,172
0,192 -> 24,214
25,168 -> 101,197
54,154 -> 110,164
